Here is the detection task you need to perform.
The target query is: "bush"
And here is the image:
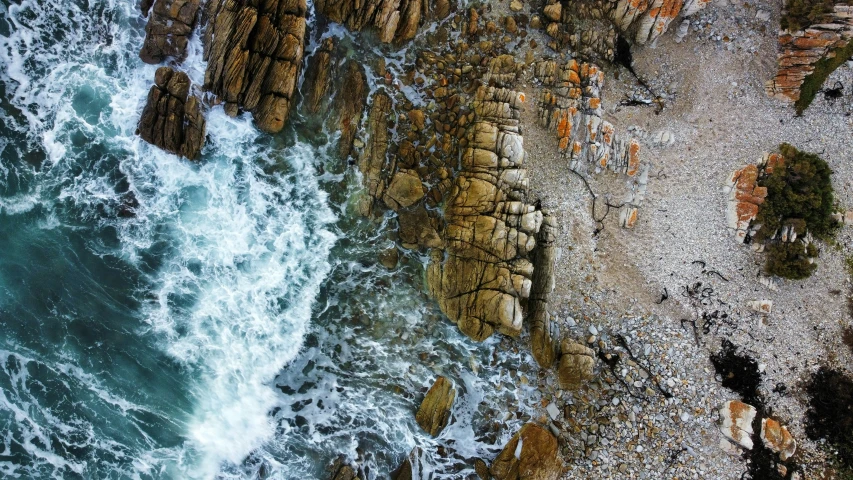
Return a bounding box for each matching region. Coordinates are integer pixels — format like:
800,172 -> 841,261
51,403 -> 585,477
781,0 -> 837,32
764,241 -> 818,279
756,144 -> 836,241
796,38 -> 853,114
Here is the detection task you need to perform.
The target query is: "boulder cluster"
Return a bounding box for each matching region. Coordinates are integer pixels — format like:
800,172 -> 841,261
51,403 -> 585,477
541,0 -> 710,59
534,59 -> 647,228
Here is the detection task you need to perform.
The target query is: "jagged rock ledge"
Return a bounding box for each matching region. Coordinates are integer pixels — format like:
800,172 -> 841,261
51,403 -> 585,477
137,66 -> 206,159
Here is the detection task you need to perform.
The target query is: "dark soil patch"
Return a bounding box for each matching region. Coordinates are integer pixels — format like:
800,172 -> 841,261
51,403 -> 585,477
805,367 -> 853,470
842,326 -> 853,355
711,340 -> 764,406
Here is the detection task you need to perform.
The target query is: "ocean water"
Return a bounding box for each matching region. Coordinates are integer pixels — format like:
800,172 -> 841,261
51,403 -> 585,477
0,1 -> 539,478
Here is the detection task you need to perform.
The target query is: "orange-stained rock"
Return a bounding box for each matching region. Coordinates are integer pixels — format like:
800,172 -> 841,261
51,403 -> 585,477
761,418 -> 797,461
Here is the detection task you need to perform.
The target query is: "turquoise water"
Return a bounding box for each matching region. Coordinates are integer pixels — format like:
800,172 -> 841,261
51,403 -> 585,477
0,1 -> 539,478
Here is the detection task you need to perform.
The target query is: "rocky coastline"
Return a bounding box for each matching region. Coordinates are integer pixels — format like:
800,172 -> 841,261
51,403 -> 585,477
134,0 -> 853,478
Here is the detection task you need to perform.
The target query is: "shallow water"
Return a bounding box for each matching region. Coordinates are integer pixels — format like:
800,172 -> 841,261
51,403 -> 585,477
0,1 -> 539,478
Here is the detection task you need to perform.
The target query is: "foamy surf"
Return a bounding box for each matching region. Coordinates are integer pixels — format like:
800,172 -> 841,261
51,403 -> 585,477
0,0 -> 335,477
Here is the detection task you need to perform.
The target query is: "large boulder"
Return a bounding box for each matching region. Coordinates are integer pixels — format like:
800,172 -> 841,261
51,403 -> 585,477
415,376 -> 456,436
427,86 -> 542,342
489,423 -> 561,480
202,0 -> 308,133
556,340 -> 595,389
139,0 -> 200,64
137,67 -> 206,159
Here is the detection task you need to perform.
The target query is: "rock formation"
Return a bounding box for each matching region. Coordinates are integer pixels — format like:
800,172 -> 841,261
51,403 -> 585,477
326,456 -> 361,480
427,86 -> 543,342
202,0 -> 307,133
540,0 -> 710,58
534,59 -> 647,228
761,418 -> 797,461
357,90 -> 395,217
557,340 -> 595,389
529,210 -> 558,369
489,423 -> 561,480
766,5 -> 853,105
137,67 -> 206,159
139,0 -> 201,64
719,400 -> 757,451
301,38 -> 337,115
415,376 -> 456,436
724,153 -> 783,243
314,0 -> 451,44
391,447 -> 426,480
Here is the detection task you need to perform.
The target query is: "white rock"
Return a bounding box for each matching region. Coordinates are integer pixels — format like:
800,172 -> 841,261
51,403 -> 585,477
719,400 -> 757,450
546,402 -> 561,420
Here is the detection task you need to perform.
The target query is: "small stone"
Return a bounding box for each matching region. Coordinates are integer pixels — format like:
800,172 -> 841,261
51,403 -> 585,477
546,402 -> 560,420
509,0 -> 523,12
588,325 -> 598,335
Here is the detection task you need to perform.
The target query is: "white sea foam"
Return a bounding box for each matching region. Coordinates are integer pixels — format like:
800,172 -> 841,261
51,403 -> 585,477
0,0 -> 336,477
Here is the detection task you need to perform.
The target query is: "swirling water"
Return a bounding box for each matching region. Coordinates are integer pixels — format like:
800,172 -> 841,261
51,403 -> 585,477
0,0 -> 538,478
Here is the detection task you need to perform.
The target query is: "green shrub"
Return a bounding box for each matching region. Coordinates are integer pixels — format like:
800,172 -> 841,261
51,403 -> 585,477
755,144 -> 837,279
781,0 -> 837,32
756,144 -> 837,241
796,38 -> 853,114
764,241 -> 818,279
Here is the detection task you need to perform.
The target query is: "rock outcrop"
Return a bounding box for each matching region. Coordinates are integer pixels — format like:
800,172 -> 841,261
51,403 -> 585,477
137,66 -> 206,159
766,5 -> 853,105
357,90 -> 395,217
557,340 -> 595,389
427,86 -> 542,342
329,61 -> 369,159
315,0 -> 451,44
529,210 -> 558,369
540,0 -> 710,58
724,153 -> 783,243
139,0 -> 201,64
202,0 -> 307,133
415,376 -> 456,436
761,418 -> 797,461
301,38 -> 337,115
326,456 -> 361,480
719,400 -> 757,451
534,59 -> 647,228
391,447 -> 426,480
489,423 -> 561,480
611,0 -> 710,45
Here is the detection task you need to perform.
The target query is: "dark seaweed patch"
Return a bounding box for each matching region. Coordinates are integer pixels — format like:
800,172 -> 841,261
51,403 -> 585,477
711,340 -> 763,406
805,367 -> 853,470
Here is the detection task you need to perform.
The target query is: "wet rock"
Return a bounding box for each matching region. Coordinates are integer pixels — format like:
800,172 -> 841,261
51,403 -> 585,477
489,423 -> 560,480
408,109 -> 426,131
719,400 -> 757,450
529,210 -> 558,369
474,459 -> 491,480
557,340 -> 595,389
202,0 -> 308,133
398,204 -> 443,249
378,247 -> 399,269
326,456 -> 360,480
427,86 -> 541,342
330,60 -> 369,159
137,66 -> 206,159
761,418 -> 797,461
357,90 -> 394,216
415,376 -> 456,436
384,170 -> 424,211
301,38 -> 336,115
139,0 -> 200,64
391,447 -> 426,480
315,0 -> 446,44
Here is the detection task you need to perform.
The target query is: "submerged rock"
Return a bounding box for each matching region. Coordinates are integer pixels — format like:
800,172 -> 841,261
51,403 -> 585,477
202,0 -> 307,133
415,376 -> 456,436
489,423 -> 560,480
137,66 -> 206,159
326,456 -> 360,480
139,0 -> 201,64
391,447 -> 426,480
